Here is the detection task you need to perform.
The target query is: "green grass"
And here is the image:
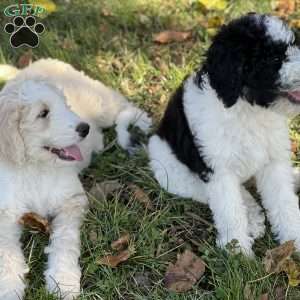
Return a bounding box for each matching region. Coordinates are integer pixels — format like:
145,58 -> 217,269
1,0 -> 300,299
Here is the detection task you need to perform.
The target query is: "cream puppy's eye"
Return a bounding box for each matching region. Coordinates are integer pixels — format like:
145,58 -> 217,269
38,109 -> 49,118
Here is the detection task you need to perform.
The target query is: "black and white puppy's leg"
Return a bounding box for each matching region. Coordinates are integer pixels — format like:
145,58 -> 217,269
207,171 -> 254,256
256,161 -> 300,249
44,194 -> 87,300
0,210 -> 28,300
241,186 -> 266,239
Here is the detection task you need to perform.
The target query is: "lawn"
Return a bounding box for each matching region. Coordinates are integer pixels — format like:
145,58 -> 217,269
1,0 -> 300,299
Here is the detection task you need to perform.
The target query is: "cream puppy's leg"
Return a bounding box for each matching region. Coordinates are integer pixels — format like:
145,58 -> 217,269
44,195 -> 87,300
0,210 -> 28,300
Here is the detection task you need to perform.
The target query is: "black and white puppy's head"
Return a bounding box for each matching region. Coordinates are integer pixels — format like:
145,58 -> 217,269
200,13 -> 300,114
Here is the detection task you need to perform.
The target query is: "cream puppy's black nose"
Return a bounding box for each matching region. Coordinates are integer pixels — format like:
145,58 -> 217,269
76,122 -> 90,138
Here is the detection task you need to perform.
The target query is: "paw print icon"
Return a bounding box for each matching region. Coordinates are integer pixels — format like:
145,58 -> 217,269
4,16 -> 45,48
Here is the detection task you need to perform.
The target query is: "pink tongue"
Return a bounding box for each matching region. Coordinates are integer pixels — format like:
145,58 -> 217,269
289,91 -> 300,101
63,145 -> 83,161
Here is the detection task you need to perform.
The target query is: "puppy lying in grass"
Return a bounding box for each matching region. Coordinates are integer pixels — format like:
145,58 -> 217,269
0,59 -> 151,300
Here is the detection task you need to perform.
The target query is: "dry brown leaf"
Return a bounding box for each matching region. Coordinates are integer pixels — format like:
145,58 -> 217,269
17,50 -> 32,68
260,293 -> 269,300
274,286 -> 286,300
101,7 -> 113,16
244,283 -> 254,300
289,19 -> 300,29
164,249 -> 205,293
19,212 -> 50,234
111,233 -> 130,251
60,38 -> 78,50
291,140 -> 298,154
99,24 -> 109,33
128,183 -> 153,210
282,258 -> 300,286
153,31 -> 192,44
207,16 -> 224,28
199,0 -> 228,10
263,241 -> 300,286
89,180 -> 122,200
263,240 -> 295,273
272,0 -> 296,18
97,249 -> 132,268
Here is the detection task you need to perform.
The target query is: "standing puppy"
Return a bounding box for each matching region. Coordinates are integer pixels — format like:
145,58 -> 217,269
149,13 -> 300,255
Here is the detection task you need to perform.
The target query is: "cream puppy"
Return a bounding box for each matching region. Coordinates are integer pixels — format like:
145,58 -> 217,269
0,59 -> 151,300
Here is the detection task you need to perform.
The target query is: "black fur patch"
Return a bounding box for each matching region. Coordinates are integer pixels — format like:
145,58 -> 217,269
157,80 -> 213,183
156,14 -> 291,182
198,14 -> 289,108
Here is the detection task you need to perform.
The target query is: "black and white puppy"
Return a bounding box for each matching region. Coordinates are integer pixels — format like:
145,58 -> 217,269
149,13 -> 300,255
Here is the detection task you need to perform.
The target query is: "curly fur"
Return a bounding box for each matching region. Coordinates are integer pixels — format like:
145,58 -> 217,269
149,13 -> 300,256
0,59 -> 151,300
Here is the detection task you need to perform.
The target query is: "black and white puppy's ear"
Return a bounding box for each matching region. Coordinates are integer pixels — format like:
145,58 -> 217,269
204,37 -> 245,107
203,23 -> 247,108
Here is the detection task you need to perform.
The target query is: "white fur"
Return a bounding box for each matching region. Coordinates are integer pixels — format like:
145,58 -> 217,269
0,65 -> 19,82
264,15 -> 294,43
2,59 -> 152,157
149,71 -> 300,255
0,59 -> 151,300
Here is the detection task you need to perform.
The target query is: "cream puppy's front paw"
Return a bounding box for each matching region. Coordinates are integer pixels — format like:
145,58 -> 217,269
45,267 -> 81,300
0,278 -> 25,300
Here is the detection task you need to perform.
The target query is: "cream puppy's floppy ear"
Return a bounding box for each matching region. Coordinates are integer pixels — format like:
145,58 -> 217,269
0,92 -> 25,164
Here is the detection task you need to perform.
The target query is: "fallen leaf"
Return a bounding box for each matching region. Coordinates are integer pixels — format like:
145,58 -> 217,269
260,293 -> 269,300
263,240 -> 295,273
28,0 -> 57,14
139,14 -> 151,25
128,183 -> 153,210
99,24 -> 109,33
291,140 -> 298,154
97,249 -> 133,268
207,28 -> 218,37
207,16 -> 224,28
263,241 -> 300,286
19,212 -> 50,234
272,0 -> 296,18
89,180 -> 122,200
244,283 -> 254,300
101,7 -> 113,16
198,0 -> 228,10
282,258 -> 300,286
289,19 -> 300,29
274,286 -> 286,300
60,38 -> 78,50
111,233 -> 130,251
164,249 -> 205,293
17,50 -> 32,68
153,31 -> 192,44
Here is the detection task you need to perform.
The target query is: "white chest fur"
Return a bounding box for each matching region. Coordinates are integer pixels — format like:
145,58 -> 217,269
0,163 -> 83,217
183,77 -> 291,182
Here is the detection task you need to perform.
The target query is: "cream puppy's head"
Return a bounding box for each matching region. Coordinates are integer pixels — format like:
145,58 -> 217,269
0,80 -> 90,165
